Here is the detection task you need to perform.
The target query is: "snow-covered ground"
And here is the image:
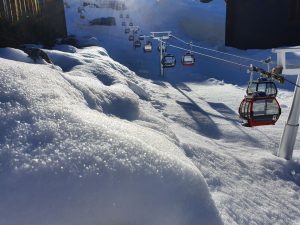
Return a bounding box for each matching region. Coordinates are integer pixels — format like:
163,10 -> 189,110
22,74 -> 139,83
0,0 -> 300,224
0,47 -> 223,225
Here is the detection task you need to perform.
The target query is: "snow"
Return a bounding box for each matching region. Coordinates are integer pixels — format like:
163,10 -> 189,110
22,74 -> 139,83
0,47 -> 222,225
1,0 -> 300,224
0,48 -> 36,64
162,82 -> 300,225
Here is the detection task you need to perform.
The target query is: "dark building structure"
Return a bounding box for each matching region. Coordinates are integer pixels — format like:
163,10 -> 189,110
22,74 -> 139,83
226,0 -> 300,49
0,0 -> 40,23
38,0 -> 68,43
0,0 -> 67,47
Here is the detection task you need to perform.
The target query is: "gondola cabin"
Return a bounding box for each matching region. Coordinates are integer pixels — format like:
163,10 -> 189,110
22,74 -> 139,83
239,96 -> 281,127
247,79 -> 278,97
144,41 -> 152,52
139,35 -> 145,41
134,40 -> 141,48
129,22 -> 133,26
128,35 -> 134,41
125,28 -> 130,34
181,52 -> 196,66
162,54 -> 176,68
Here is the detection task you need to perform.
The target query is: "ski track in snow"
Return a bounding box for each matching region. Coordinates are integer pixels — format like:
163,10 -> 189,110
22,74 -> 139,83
0,0 -> 300,224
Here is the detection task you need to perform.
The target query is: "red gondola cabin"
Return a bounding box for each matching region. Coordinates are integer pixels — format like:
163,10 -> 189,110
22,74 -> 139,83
239,96 -> 281,127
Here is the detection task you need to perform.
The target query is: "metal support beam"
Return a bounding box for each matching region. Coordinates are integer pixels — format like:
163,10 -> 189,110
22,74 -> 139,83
278,75 -> 300,159
159,39 -> 164,77
150,31 -> 172,77
273,47 -> 300,160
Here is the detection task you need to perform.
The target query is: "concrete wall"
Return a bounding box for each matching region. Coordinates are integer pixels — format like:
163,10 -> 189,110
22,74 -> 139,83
225,0 -> 300,49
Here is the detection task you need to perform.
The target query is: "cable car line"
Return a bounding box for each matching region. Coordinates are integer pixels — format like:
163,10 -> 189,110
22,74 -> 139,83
139,33 -> 296,89
171,35 -> 274,66
168,44 -> 250,69
282,78 -> 300,88
120,13 -> 300,130
166,44 -> 283,127
168,42 -> 294,89
161,42 -> 289,87
249,65 -> 300,88
121,18 -> 296,89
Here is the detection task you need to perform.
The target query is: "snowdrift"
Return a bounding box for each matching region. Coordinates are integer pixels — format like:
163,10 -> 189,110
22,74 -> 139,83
0,47 -> 223,225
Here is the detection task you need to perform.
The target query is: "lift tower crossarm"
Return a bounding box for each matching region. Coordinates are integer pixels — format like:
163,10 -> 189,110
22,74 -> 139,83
150,31 -> 172,35
273,47 -> 300,160
249,65 -> 285,83
150,31 -> 172,40
149,31 -> 172,77
139,35 -> 153,39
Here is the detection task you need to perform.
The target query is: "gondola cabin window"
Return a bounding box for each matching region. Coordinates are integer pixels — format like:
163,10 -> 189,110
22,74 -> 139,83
253,99 -> 280,117
290,0 -> 300,21
240,100 -> 250,118
266,99 -> 280,115
266,83 -> 277,96
257,83 -> 267,94
253,100 -> 267,117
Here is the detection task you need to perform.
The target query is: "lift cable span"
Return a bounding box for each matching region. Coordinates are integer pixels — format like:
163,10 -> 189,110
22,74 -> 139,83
167,44 -> 299,87
121,15 -> 300,159
168,44 -> 253,69
282,78 -> 300,88
250,65 -> 300,88
171,35 -> 274,66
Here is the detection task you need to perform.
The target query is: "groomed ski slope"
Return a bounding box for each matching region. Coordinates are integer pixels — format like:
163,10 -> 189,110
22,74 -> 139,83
0,0 -> 300,224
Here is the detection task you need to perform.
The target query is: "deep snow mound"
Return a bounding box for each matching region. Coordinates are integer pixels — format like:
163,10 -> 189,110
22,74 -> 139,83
0,47 -> 223,225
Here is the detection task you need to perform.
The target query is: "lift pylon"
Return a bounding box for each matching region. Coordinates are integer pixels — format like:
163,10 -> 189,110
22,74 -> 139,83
150,31 -> 172,77
273,47 -> 300,160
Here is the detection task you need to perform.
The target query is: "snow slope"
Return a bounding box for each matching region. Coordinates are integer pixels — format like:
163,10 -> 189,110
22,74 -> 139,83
0,47 -> 223,225
151,81 -> 300,225
64,1 -> 300,224
1,44 -> 300,225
